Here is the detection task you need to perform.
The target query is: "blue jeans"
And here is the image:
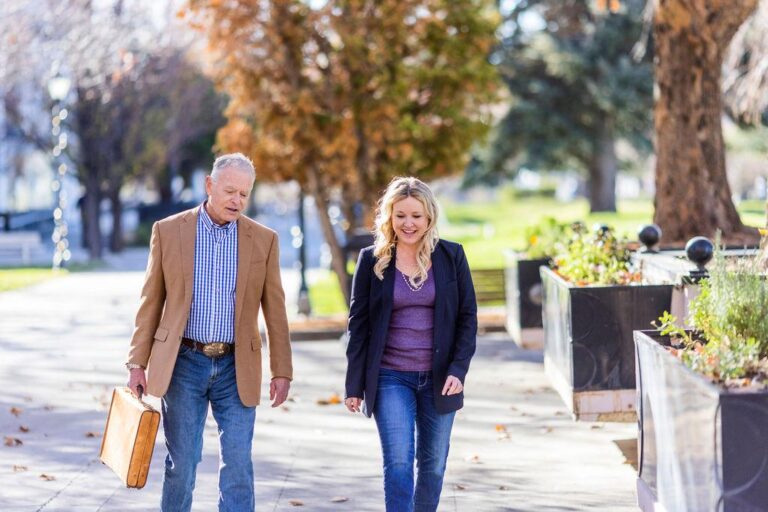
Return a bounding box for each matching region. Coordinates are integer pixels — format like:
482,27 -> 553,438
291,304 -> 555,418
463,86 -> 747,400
373,368 -> 456,512
161,344 -> 256,512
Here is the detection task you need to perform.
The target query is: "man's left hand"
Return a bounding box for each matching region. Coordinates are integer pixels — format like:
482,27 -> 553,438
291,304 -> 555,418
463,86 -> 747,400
270,377 -> 290,407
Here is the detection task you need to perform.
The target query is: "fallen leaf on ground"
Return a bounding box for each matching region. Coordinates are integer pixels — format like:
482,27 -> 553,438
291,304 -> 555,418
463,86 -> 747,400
288,499 -> 304,506
39,474 -> 56,481
542,427 -> 553,433
590,424 -> 603,430
454,484 -> 468,491
494,424 -> 507,432
464,454 -> 481,464
10,407 -> 22,417
43,405 -> 54,411
4,437 -> 22,447
499,485 -> 510,491
330,497 -> 348,503
316,393 -> 342,406
85,432 -> 101,438
12,465 -> 27,472
280,406 -> 291,412
19,426 -> 30,433
554,411 -> 565,416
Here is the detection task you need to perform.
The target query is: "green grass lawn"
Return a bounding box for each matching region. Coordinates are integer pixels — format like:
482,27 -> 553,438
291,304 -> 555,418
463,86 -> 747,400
306,195 -> 766,316
0,268 -> 64,292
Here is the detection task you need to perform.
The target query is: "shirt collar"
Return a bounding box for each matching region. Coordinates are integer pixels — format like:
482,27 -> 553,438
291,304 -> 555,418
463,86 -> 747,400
200,201 -> 237,235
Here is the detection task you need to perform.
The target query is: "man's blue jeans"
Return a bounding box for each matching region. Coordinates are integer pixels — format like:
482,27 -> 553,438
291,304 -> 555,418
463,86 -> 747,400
161,344 -> 256,512
373,368 -> 456,512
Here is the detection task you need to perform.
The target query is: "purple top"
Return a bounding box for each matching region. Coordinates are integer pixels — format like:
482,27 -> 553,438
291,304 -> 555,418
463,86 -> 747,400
380,267 -> 435,372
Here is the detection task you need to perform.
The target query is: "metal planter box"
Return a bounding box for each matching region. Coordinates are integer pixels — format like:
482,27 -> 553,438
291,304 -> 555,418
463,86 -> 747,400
541,266 -> 672,421
504,252 -> 549,349
634,330 -> 768,512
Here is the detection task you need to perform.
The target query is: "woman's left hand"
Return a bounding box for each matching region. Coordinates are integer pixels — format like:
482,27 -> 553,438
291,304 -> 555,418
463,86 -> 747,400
441,375 -> 463,396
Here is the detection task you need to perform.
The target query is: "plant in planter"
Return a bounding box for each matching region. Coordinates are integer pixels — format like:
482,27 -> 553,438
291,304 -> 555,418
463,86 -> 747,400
553,224 -> 641,286
523,217 -> 571,260
635,240 -> 768,511
654,244 -> 768,385
541,224 -> 673,421
505,218 -> 573,349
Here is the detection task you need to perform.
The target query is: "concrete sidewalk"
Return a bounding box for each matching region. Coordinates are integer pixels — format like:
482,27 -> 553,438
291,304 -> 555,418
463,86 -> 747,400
0,272 -> 638,511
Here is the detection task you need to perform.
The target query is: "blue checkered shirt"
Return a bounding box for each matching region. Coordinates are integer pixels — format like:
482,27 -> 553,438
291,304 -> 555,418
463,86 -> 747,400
183,204 -> 238,344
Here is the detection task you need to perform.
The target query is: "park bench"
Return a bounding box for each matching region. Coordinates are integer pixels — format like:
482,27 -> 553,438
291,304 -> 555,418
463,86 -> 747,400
471,267 -> 506,306
0,231 -> 44,265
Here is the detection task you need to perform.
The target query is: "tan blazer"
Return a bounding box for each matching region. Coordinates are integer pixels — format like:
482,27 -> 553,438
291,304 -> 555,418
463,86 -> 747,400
127,206 -> 292,407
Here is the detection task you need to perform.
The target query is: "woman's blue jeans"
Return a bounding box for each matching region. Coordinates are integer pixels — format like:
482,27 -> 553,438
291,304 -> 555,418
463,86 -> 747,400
160,344 -> 256,512
373,368 -> 456,512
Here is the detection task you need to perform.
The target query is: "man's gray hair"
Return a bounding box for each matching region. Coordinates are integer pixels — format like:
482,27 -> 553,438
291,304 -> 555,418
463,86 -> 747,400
211,153 -> 256,182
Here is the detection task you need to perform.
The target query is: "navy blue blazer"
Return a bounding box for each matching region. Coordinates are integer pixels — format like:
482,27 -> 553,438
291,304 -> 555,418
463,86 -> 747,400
345,239 -> 478,417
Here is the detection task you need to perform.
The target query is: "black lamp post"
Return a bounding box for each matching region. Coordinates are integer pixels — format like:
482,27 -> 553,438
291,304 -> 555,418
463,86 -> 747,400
296,189 -> 311,316
47,74 -> 72,270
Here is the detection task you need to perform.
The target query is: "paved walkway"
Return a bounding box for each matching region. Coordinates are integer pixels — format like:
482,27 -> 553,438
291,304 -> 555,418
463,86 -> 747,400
0,272 -> 638,511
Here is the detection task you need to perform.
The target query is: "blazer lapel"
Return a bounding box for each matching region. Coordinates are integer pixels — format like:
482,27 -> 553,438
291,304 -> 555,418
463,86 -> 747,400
376,254 -> 396,341
234,218 -> 253,332
180,207 -> 198,304
432,242 -> 447,343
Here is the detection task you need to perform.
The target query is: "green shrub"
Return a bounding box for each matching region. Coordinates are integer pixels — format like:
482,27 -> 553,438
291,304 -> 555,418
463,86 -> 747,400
522,217 -> 571,259
552,223 -> 639,286
655,236 -> 768,386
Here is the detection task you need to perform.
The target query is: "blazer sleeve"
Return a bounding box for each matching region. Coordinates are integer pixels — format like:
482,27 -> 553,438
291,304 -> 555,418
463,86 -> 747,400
261,231 -> 293,381
345,248 -> 373,399
447,244 -> 477,382
127,221 -> 166,367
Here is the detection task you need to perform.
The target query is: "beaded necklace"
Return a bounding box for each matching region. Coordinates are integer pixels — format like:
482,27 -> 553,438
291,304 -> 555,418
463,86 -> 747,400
400,268 -> 427,292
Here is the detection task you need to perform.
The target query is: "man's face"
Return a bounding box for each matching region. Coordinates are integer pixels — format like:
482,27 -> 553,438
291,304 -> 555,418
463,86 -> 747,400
204,167 -> 254,225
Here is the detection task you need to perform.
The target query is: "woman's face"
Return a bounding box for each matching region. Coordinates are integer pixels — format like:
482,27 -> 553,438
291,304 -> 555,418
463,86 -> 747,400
391,196 -> 429,248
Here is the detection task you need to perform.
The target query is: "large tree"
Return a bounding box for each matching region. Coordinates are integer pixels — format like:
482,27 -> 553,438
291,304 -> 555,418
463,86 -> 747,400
1,1 -> 224,257
724,0 -> 768,127
652,0 -> 760,243
75,49 -> 224,253
479,0 -> 653,212
189,0 -> 499,302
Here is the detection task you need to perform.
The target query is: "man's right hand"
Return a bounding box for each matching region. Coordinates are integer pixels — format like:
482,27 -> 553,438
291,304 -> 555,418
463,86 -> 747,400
128,368 -> 147,399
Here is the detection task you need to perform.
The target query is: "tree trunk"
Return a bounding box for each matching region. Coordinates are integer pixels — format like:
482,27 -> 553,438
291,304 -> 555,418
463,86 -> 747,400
652,0 -> 759,244
306,168 -> 351,305
340,181 -> 358,236
587,126 -> 617,213
108,188 -> 123,253
79,196 -> 89,249
83,175 -> 102,259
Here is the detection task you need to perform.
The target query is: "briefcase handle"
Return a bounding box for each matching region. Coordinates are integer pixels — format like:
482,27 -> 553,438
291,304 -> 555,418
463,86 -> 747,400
137,384 -> 144,401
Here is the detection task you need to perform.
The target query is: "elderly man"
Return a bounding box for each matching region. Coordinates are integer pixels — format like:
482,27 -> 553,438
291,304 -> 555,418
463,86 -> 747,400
126,153 -> 292,512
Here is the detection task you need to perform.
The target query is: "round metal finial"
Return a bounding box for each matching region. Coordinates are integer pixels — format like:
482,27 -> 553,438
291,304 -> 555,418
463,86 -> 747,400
593,223 -> 611,237
638,224 -> 662,253
685,236 -> 714,269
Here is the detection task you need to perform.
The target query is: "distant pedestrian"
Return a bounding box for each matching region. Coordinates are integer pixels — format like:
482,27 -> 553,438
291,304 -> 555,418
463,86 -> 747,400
126,153 -> 293,512
344,176 -> 478,512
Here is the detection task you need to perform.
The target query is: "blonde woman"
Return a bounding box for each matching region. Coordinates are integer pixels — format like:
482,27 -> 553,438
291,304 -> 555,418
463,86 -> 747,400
344,177 -> 478,512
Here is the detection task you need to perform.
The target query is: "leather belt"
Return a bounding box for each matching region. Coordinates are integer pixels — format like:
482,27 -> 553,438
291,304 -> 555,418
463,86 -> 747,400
181,337 -> 234,358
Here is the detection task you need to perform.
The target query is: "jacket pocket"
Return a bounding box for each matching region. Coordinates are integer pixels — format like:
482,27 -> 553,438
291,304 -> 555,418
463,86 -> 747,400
154,327 -> 169,342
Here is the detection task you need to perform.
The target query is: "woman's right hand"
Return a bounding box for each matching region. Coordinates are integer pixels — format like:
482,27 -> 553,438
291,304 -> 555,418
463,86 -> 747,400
345,397 -> 362,413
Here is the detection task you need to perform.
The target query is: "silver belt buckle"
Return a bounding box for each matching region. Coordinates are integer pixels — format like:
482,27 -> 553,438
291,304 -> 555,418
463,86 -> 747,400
203,342 -> 228,358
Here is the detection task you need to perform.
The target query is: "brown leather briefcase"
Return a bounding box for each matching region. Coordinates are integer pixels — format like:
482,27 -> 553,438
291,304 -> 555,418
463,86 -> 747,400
99,386 -> 161,489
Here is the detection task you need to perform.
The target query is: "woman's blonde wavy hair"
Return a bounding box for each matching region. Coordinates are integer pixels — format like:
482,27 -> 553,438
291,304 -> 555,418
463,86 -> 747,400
373,176 -> 439,286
